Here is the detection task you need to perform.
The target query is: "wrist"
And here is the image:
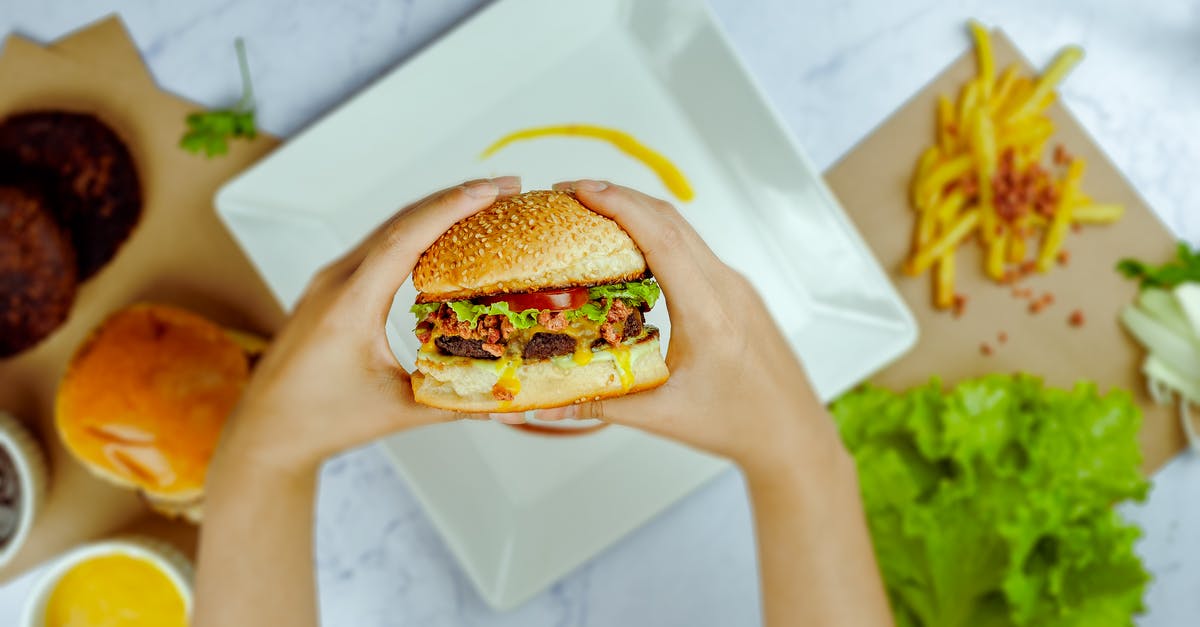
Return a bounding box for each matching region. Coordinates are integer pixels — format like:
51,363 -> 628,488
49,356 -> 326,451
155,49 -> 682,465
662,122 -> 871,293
733,410 -> 855,488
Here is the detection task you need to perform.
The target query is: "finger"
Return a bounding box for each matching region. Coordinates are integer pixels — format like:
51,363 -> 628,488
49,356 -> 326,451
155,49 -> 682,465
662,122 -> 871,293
556,180 -> 723,315
350,176 -> 520,315
531,406 -> 572,421
547,390 -> 675,435
488,412 -> 527,425
307,177 -> 521,298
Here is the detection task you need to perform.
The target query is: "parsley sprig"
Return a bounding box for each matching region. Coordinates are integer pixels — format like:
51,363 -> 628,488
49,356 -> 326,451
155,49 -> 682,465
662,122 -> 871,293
1117,242 -> 1200,289
180,38 -> 258,157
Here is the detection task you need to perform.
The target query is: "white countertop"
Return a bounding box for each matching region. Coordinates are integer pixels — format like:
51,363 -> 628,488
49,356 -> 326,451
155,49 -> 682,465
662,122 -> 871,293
2,0 -> 1198,625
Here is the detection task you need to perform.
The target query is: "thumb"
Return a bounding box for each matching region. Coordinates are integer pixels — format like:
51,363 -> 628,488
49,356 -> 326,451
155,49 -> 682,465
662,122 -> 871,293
534,386 -> 677,434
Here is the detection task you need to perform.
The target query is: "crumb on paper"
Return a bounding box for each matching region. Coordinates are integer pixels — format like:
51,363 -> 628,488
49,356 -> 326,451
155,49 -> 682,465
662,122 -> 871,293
1057,250 -> 1070,266
1069,309 -> 1085,327
998,331 -> 1008,344
981,342 -> 994,356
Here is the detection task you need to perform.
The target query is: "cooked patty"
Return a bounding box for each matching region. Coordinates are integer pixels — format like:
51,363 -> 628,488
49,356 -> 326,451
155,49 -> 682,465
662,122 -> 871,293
522,332 -> 577,360
0,185 -> 78,357
623,309 -> 644,340
0,111 -> 142,279
435,335 -> 499,360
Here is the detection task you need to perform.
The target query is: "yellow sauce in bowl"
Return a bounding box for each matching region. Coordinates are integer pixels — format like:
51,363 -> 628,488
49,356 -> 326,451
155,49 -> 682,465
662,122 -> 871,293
481,124 -> 694,202
43,554 -> 187,627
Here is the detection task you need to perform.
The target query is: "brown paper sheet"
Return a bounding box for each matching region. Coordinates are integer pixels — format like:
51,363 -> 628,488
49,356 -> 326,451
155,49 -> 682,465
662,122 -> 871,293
0,17 -> 284,580
825,31 -> 1182,474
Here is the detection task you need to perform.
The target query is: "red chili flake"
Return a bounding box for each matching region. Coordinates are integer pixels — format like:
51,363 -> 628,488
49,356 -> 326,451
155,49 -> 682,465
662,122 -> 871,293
998,331 -> 1008,344
1029,301 -> 1045,314
1057,250 -> 1070,266
981,342 -> 994,356
1068,309 -> 1085,327
953,294 -> 968,318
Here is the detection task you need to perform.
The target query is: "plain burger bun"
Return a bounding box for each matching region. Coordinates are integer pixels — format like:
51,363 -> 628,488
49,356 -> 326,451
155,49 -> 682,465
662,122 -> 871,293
412,335 -> 669,413
412,190 -> 647,302
55,304 -> 266,523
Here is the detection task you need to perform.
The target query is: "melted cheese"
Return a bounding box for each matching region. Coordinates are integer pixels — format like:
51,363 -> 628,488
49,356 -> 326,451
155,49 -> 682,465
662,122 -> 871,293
43,554 -> 187,627
495,355 -> 523,397
611,344 -> 635,391
572,346 -> 593,366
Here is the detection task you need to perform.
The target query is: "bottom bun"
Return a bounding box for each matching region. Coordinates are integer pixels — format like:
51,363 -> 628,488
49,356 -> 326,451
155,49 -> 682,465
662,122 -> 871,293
412,336 -> 669,413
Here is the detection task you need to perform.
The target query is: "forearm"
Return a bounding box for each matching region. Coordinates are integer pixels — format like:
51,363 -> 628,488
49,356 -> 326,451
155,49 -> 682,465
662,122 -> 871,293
741,430 -> 893,627
193,450 -> 321,627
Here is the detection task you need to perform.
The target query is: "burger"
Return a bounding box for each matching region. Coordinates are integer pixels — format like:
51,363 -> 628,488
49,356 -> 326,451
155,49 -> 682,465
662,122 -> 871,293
55,304 -> 266,522
409,189 -> 669,412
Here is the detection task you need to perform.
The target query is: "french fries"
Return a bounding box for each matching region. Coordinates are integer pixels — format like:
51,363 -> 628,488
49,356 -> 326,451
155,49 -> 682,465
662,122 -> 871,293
906,22 -> 1124,309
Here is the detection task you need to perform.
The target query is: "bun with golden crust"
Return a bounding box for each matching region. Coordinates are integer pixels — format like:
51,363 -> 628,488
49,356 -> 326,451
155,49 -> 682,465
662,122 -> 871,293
412,190 -> 646,302
55,304 -> 266,523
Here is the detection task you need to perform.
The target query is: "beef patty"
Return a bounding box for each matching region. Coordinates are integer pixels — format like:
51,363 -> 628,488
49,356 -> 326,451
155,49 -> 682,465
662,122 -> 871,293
0,185 -> 78,357
435,335 -> 500,360
0,111 -> 142,279
522,332 -> 577,360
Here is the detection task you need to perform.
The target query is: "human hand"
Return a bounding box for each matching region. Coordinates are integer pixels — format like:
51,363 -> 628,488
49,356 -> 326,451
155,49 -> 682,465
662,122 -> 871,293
538,180 -> 845,474
215,177 -> 522,475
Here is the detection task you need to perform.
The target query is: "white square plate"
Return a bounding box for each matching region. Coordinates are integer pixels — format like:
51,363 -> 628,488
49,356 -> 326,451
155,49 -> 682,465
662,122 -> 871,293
216,0 -> 916,610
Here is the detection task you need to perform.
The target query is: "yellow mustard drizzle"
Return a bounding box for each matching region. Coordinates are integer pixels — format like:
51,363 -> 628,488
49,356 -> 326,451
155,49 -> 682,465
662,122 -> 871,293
611,344 -> 635,391
495,355 -> 523,398
481,124 -> 694,202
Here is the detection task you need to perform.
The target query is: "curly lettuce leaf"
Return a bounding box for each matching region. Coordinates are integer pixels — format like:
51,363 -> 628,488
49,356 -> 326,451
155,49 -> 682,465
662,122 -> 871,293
588,279 -> 661,309
832,374 -> 1148,627
410,303 -> 440,322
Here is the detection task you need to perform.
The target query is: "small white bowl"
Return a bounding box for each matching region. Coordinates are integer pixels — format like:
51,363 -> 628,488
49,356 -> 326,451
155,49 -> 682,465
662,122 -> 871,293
20,536 -> 194,627
0,412 -> 48,570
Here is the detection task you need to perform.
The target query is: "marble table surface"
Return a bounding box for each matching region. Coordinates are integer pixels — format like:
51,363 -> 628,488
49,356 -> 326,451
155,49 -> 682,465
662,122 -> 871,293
2,0 -> 1198,625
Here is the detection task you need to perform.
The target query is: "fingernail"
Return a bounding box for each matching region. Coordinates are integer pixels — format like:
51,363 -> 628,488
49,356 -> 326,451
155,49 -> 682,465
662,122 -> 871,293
551,182 -> 574,192
464,180 -> 499,198
491,175 -> 521,190
573,180 -> 608,192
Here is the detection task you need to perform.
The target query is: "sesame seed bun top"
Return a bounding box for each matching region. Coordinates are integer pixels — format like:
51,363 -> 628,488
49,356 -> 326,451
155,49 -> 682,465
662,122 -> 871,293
55,304 -> 253,499
412,190 -> 647,301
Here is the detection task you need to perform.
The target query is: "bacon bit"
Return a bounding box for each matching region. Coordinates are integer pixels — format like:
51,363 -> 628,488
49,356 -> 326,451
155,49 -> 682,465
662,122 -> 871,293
980,342 -> 994,356
415,326 -> 432,345
1053,144 -> 1073,166
500,317 -> 515,340
1057,250 -> 1070,266
485,328 -> 501,343
491,384 -> 515,401
538,310 -> 568,331
952,294 -> 968,318
998,331 -> 1008,344
1029,301 -> 1045,314
606,299 -> 632,323
599,323 -> 620,345
1068,309 -> 1085,327
1018,260 -> 1037,276
481,343 -> 505,357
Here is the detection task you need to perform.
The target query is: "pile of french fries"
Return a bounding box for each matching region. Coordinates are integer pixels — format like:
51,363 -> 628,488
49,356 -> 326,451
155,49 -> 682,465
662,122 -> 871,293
905,21 -> 1125,309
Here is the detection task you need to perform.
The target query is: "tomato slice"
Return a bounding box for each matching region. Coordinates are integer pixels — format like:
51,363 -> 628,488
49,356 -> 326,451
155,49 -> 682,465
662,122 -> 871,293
477,287 -> 589,311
